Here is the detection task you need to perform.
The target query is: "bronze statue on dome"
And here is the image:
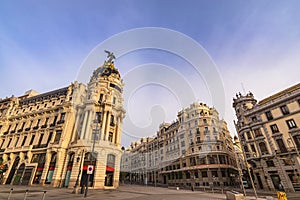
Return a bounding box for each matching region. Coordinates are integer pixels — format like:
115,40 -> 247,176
104,50 -> 116,63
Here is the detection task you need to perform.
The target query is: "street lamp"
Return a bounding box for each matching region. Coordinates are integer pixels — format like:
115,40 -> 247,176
241,151 -> 258,199
84,117 -> 100,198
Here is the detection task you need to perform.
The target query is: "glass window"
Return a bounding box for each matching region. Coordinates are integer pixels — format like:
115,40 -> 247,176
276,139 -> 287,153
280,105 -> 290,115
286,119 -> 297,129
270,124 -> 279,133
265,111 -> 273,120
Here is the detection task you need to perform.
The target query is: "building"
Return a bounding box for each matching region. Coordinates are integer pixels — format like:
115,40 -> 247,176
233,83 -> 300,192
121,102 -> 239,189
0,51 -> 125,189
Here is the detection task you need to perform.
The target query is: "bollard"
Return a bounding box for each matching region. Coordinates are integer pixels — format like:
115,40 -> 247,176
24,189 -> 29,200
8,188 -> 13,200
41,191 -> 47,200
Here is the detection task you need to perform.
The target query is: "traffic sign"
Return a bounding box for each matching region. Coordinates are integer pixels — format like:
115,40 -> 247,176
87,165 -> 93,174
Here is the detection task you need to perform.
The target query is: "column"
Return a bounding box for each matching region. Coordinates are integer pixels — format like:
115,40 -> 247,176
105,112 -> 111,141
85,111 -> 94,141
80,111 -> 88,139
71,114 -> 80,142
101,111 -> 107,140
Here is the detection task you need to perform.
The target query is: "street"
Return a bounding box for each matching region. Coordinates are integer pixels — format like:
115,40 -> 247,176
1,184 -> 296,200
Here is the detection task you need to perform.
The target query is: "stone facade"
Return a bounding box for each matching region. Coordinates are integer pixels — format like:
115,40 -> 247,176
121,102 -> 238,189
233,83 -> 300,192
0,53 -> 125,189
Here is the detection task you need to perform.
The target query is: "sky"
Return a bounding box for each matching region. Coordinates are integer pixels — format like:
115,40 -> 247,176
1,0 -> 300,147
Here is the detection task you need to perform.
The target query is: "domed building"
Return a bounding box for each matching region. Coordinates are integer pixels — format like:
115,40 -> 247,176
0,51 -> 125,189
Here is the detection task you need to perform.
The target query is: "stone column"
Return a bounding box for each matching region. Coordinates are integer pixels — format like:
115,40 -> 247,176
80,111 -> 89,139
85,111 -> 94,141
101,111 -> 107,140
105,112 -> 111,141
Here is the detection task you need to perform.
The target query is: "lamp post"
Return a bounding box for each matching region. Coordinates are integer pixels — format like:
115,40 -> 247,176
242,151 -> 258,199
84,118 -> 100,198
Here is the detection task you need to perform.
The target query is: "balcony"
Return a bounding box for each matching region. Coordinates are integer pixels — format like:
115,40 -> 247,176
25,127 -> 31,131
3,131 -> 9,135
0,149 -> 5,152
32,144 -> 48,149
10,130 -> 16,134
17,129 -> 23,133
33,126 -> 39,130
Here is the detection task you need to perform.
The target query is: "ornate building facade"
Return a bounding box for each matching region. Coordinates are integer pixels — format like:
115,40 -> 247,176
233,83 -> 300,192
0,52 -> 125,189
121,102 -> 238,189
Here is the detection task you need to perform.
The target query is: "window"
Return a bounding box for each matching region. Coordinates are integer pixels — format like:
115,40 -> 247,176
265,111 -> 273,120
95,112 -> 101,123
108,132 -> 113,142
53,131 -> 62,144
212,171 -> 218,177
251,116 -> 257,122
203,119 -> 207,124
38,134 -> 44,145
276,139 -> 287,153
194,171 -> 199,178
204,127 -> 209,133
293,135 -> 300,148
15,137 -> 19,147
51,116 -> 58,126
202,171 -> 208,177
29,135 -> 35,145
280,105 -> 290,115
99,94 -> 104,103
110,115 -> 115,126
60,113 -> 66,121
113,97 -> 116,104
286,119 -> 297,129
270,124 -> 280,133
266,160 -> 275,167
246,131 -> 252,139
46,132 -> 53,145
298,99 -> 300,106
21,136 -> 27,146
7,138 -> 12,147
253,128 -> 263,137
250,144 -> 256,153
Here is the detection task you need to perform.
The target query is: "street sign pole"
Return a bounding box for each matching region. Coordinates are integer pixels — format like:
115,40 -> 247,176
85,165 -> 93,198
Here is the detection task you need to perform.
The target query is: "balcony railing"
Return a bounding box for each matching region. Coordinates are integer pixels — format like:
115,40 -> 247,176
32,144 -> 48,149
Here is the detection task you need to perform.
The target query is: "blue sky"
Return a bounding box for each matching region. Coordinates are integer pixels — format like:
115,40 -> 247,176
1,0 -> 300,146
